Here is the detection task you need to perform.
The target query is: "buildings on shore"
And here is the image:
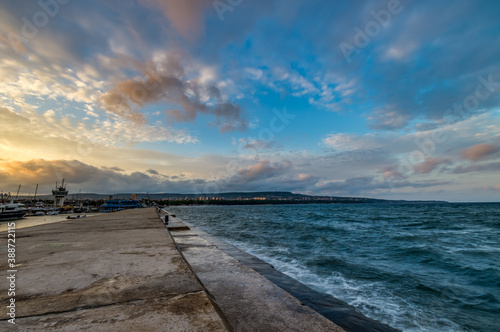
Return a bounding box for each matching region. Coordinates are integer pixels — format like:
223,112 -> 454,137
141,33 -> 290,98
4,188 -> 448,210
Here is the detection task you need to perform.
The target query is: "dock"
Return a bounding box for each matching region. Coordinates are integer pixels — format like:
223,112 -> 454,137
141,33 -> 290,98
1,208 -> 345,331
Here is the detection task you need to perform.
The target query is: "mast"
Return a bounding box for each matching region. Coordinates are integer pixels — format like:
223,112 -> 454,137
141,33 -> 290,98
15,185 -> 21,200
34,184 -> 38,201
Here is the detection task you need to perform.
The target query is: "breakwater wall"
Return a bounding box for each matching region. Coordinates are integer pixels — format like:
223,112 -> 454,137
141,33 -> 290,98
0,208 -> 348,331
161,209 -> 398,332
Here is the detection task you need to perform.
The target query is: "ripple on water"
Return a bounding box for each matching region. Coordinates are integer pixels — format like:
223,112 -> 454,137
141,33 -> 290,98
169,203 -> 500,332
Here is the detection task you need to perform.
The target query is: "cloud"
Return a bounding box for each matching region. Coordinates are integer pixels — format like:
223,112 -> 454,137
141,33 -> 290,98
413,157 -> 449,174
100,54 -> 247,132
0,107 -> 196,165
368,108 -> 412,131
140,0 -> 212,39
381,166 -> 404,179
320,112 -> 500,182
0,157 -> 305,195
0,159 -> 209,194
237,160 -> 292,183
322,133 -> 382,151
483,184 -> 500,191
102,166 -> 125,172
297,173 -> 318,182
452,161 -> 500,174
414,122 -> 439,132
460,143 -> 498,161
230,0 -> 500,131
237,138 -> 275,151
317,176 -> 451,196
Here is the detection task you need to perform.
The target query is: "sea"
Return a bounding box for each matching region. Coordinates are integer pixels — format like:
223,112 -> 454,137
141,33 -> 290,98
168,203 -> 500,332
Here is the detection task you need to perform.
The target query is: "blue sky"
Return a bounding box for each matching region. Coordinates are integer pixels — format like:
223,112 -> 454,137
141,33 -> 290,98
0,0 -> 499,201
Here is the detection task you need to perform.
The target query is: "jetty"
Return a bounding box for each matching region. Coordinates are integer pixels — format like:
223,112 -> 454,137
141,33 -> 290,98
1,208 -> 399,331
0,208 -> 345,331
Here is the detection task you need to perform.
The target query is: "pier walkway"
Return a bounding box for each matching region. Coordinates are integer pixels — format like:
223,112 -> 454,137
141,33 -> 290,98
0,208 -> 344,331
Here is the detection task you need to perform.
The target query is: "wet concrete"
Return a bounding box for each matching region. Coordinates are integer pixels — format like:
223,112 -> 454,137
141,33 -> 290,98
0,208 -> 230,331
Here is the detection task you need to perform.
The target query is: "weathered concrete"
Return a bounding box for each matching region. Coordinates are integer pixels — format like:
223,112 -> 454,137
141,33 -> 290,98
166,215 -> 345,332
0,208 -> 230,331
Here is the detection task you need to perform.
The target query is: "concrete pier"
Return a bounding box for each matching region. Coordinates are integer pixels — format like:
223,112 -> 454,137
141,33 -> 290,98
0,209 -> 230,331
0,208 -> 347,331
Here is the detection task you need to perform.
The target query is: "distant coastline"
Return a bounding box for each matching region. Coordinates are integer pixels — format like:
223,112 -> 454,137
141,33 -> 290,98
17,191 -> 449,205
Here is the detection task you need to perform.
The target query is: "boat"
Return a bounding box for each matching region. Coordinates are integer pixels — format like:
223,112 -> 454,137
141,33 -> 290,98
101,199 -> 141,212
30,201 -> 46,214
66,214 -> 86,220
46,210 -> 59,215
0,200 -> 28,221
34,211 -> 45,216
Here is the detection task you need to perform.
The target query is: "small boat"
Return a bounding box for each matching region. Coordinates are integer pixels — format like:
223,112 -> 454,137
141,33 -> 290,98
30,201 -> 46,214
46,210 -> 59,215
66,214 -> 87,220
0,200 -> 28,221
34,211 -> 45,216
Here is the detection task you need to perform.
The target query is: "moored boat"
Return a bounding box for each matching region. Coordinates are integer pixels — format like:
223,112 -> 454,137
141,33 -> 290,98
0,200 -> 28,221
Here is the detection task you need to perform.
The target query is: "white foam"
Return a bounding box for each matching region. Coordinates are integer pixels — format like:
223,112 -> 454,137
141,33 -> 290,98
218,237 -> 464,332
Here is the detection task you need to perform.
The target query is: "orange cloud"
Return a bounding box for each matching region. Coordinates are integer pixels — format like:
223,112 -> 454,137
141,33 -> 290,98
460,143 -> 497,161
414,157 -> 449,174
100,55 -> 247,132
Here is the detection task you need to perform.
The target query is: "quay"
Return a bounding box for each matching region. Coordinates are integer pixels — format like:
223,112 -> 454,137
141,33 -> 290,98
0,208 -> 345,331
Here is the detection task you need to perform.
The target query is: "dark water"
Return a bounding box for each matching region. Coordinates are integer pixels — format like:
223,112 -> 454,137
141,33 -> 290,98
168,203 -> 500,332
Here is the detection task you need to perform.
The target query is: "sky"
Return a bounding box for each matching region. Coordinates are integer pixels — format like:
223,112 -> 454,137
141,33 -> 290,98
0,0 -> 499,202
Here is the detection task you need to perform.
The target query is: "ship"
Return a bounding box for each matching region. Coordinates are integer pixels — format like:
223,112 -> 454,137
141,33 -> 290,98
1,187 -> 27,221
0,200 -> 27,221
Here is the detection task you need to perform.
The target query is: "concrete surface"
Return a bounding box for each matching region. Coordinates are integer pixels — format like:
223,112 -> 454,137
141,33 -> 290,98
0,208 -> 230,331
166,214 -> 345,332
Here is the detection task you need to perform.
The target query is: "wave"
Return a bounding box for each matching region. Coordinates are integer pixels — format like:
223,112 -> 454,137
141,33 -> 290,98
169,203 -> 500,332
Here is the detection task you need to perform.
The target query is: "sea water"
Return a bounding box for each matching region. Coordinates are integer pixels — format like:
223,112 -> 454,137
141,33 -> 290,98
168,203 -> 500,332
